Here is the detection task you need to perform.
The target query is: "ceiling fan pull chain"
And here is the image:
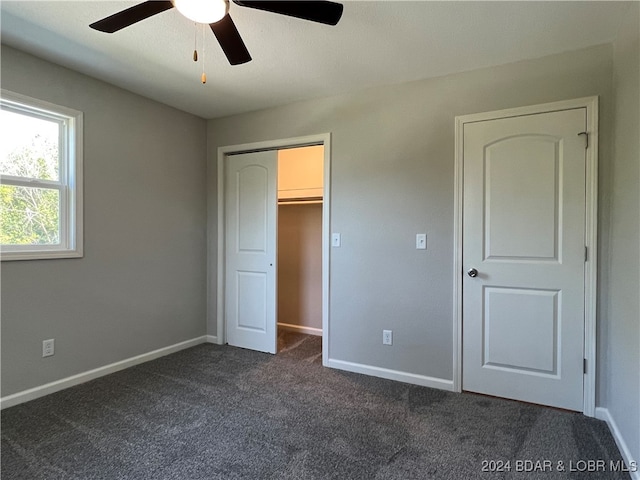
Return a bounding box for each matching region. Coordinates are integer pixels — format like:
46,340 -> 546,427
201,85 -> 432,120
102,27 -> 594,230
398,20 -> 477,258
193,22 -> 198,61
201,23 -> 207,84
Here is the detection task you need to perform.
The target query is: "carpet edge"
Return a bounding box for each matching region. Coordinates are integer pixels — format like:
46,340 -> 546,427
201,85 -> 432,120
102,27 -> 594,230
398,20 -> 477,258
595,407 -> 639,479
326,358 -> 454,390
0,336 -> 208,410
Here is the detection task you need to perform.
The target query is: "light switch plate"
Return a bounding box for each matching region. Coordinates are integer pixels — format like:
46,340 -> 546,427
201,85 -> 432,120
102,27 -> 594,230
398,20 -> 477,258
332,233 -> 341,247
416,233 -> 427,250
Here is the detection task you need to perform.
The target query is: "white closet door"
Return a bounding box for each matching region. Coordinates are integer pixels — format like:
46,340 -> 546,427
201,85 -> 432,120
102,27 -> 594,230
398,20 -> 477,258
225,150 -> 277,354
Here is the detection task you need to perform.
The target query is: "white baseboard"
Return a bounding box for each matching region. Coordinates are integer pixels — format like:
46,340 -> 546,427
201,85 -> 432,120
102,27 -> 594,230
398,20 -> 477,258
326,358 -> 455,391
595,407 -> 639,479
0,336 -> 207,410
206,335 -> 221,344
278,322 -> 322,336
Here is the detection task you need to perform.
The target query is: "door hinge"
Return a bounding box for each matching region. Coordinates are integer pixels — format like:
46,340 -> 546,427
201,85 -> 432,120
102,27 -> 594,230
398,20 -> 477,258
583,358 -> 587,374
585,246 -> 588,262
578,131 -> 589,149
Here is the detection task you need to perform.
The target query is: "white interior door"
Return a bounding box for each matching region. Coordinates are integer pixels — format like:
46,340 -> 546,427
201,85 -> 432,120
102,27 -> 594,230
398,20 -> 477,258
462,108 -> 586,411
225,150 -> 277,354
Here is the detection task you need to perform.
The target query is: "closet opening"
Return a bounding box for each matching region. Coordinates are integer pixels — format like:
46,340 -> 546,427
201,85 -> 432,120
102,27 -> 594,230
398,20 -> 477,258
276,145 -> 324,355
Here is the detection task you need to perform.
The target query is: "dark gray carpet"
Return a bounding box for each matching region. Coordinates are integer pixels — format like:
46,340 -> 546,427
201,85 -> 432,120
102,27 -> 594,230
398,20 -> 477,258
1,333 -> 629,479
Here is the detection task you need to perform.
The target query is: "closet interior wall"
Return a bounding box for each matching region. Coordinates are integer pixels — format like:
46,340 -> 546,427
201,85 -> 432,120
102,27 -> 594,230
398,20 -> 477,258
277,146 -> 324,337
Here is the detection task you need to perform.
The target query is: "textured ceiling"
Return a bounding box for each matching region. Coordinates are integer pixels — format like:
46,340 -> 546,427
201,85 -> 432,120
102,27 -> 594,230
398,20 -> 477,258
0,1 -> 631,119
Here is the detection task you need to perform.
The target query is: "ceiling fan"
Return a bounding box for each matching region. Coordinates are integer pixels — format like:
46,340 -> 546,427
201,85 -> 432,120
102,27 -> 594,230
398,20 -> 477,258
90,0 -> 344,66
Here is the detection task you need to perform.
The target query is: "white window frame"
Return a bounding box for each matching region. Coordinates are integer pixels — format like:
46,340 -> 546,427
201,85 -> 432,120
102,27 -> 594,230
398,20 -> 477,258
0,89 -> 83,261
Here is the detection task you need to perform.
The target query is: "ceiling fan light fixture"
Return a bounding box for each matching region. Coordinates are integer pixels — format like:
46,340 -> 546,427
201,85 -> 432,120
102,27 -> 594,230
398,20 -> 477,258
174,0 -> 229,24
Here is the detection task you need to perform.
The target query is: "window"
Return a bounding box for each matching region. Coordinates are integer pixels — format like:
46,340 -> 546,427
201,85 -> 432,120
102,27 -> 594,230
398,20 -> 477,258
1,90 -> 83,260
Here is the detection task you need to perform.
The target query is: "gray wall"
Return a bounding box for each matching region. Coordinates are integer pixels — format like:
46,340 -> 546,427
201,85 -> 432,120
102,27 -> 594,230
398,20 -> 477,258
605,3 -> 640,463
1,46 -> 208,396
207,44 -> 613,381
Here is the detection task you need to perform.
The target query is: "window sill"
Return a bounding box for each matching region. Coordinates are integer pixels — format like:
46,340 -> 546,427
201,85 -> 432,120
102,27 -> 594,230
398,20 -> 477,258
1,249 -> 83,261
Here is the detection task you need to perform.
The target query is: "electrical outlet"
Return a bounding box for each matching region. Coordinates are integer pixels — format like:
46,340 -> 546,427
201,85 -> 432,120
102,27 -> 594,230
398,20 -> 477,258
42,339 -> 55,357
382,330 -> 393,346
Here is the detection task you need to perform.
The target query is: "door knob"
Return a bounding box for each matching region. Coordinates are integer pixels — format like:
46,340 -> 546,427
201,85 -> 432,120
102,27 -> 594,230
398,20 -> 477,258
467,268 -> 478,278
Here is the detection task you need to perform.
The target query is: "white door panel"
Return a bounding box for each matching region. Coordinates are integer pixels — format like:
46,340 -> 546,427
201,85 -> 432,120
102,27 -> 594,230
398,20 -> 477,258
225,151 -> 277,354
462,108 -> 586,410
482,287 -> 559,374
236,271 -> 268,331
484,136 -> 560,261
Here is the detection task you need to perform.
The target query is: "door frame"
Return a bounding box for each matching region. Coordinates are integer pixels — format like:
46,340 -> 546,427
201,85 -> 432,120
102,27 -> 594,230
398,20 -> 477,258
214,133 -> 331,365
452,97 -> 599,416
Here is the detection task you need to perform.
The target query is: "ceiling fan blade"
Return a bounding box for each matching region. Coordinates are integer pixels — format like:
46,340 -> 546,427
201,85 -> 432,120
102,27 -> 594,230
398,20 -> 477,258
210,15 -> 252,65
233,1 -> 343,26
90,1 -> 174,33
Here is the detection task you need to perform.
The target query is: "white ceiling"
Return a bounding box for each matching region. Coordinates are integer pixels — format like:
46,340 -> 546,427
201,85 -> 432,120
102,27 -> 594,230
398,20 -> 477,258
0,1 -> 631,119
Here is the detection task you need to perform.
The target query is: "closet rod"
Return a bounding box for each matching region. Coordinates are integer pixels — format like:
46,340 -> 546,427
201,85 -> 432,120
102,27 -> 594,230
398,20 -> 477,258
278,196 -> 323,205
